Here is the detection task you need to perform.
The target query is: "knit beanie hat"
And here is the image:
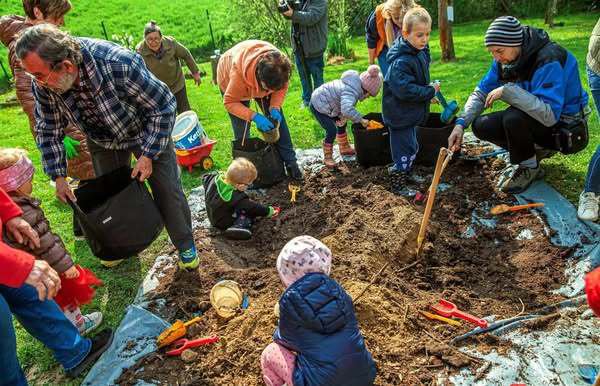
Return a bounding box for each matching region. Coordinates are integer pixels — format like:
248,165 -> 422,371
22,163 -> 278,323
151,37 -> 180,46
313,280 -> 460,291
276,235 -> 332,288
0,152 -> 34,193
360,65 -> 383,97
484,16 -> 523,47
585,267 -> 600,317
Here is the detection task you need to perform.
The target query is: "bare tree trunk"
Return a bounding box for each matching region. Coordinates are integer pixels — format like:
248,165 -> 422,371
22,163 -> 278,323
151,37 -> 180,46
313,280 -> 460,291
545,0 -> 558,28
438,0 -> 455,62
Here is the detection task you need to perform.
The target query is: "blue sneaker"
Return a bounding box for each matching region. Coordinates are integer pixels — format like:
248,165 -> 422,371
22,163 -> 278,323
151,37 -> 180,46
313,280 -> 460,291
178,246 -> 199,270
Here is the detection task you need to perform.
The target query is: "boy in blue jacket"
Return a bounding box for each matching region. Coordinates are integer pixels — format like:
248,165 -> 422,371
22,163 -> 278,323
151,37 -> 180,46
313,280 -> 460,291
261,235 -> 376,386
382,6 -> 439,194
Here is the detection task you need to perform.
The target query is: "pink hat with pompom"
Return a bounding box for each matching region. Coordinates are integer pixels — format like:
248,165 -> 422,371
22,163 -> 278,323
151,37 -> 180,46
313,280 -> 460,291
276,235 -> 332,288
360,65 -> 383,97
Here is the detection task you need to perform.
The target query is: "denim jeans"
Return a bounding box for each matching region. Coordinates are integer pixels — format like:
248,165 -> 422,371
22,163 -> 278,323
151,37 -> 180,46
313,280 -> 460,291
378,47 -> 390,78
389,126 -> 418,172
227,97 -> 297,166
309,104 -> 346,144
0,284 -> 91,386
295,54 -> 324,106
585,66 -> 600,193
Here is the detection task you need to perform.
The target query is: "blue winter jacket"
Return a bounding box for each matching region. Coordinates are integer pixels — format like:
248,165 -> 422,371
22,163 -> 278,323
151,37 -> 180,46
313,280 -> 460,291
382,37 -> 436,130
273,273 -> 377,386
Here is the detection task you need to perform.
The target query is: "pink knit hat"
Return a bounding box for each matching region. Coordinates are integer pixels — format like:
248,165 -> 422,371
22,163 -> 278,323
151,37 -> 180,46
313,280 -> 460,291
360,65 -> 383,97
276,235 -> 332,288
0,154 -> 34,193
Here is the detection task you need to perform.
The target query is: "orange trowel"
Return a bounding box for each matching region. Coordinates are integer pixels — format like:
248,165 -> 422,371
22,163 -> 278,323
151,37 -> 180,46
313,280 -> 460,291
157,316 -> 202,348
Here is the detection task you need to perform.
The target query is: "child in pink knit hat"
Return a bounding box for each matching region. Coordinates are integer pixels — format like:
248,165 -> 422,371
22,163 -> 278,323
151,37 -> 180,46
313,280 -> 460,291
309,65 -> 383,168
261,235 -> 377,386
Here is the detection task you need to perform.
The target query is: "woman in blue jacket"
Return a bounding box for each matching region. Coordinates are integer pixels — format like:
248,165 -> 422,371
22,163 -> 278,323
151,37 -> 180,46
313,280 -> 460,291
261,235 -> 376,386
448,16 -> 589,194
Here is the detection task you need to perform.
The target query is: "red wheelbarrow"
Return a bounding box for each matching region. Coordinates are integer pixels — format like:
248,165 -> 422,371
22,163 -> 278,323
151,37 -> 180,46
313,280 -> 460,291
175,139 -> 217,172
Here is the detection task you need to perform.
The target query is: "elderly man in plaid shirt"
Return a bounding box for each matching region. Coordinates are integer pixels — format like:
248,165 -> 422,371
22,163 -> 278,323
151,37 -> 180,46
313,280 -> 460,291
15,24 -> 199,270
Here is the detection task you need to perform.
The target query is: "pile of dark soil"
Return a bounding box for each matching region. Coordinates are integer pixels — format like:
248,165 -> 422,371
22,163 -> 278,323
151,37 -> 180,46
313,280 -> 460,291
118,156 -> 569,386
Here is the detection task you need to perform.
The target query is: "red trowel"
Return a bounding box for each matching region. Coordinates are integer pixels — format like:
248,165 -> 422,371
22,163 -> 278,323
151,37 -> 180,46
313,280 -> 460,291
431,299 -> 488,329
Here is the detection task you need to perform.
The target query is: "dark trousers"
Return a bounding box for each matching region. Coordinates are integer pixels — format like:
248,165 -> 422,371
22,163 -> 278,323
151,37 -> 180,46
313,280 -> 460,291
389,126 -> 418,172
87,139 -> 194,252
227,97 -> 297,166
173,86 -> 191,114
308,103 -> 346,144
295,54 -> 324,105
472,107 -> 556,165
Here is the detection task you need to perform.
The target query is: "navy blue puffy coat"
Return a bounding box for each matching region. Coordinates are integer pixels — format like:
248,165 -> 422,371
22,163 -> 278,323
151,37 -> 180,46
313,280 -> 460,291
273,273 -> 377,386
382,37 -> 436,130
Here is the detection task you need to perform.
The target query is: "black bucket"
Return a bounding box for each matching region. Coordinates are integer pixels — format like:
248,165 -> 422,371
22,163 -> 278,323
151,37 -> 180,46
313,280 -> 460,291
351,112 -> 393,167
232,137 -> 286,188
416,112 -> 455,166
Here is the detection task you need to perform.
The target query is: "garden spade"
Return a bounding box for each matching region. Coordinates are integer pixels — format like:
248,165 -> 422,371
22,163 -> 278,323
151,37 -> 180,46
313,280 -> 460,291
435,89 -> 459,124
490,202 -> 544,215
157,316 -> 202,348
431,299 -> 488,328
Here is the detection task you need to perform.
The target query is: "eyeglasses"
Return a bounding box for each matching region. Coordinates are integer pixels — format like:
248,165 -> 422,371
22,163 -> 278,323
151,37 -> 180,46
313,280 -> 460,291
25,62 -> 60,86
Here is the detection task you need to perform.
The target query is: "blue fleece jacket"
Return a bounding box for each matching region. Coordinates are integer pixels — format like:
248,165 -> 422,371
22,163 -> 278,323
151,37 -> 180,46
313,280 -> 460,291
382,37 -> 436,130
273,273 -> 377,386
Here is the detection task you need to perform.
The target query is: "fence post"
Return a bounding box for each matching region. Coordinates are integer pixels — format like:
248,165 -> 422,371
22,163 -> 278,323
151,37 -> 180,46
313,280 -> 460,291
101,21 -> 109,40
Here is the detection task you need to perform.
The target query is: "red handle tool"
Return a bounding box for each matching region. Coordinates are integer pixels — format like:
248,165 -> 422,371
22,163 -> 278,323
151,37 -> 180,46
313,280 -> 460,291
166,335 -> 219,356
431,299 -> 488,329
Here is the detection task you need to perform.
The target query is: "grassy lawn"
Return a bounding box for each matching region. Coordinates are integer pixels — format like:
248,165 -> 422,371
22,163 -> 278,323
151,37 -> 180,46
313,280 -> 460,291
0,6 -> 598,384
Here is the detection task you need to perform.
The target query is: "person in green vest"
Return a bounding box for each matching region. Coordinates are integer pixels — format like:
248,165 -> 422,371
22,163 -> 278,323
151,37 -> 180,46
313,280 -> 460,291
136,20 -> 201,114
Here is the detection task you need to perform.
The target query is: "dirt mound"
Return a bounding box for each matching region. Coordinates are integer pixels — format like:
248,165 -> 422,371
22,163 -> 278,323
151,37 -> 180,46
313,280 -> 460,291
118,157 -> 569,386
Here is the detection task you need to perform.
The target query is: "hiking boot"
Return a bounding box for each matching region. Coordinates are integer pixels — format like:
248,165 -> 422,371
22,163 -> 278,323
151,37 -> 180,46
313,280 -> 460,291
78,312 -> 103,336
100,259 -> 124,268
65,328 -> 114,378
178,246 -> 199,270
389,169 -> 409,195
499,165 -> 545,194
336,133 -> 355,156
578,191 -> 599,221
322,142 -> 336,168
225,214 -> 253,240
285,163 -> 304,181
535,147 -> 557,162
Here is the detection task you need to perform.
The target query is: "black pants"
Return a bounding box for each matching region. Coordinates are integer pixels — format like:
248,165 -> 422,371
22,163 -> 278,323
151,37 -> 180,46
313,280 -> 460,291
472,107 -> 556,164
173,87 -> 191,114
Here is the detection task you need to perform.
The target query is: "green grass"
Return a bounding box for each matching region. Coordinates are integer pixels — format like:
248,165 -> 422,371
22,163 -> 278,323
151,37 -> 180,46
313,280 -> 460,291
0,8 -> 598,385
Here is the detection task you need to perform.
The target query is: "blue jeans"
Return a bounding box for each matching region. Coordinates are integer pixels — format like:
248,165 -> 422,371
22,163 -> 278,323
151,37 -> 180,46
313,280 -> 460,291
585,66 -> 600,193
378,47 -> 390,78
295,54 -> 324,106
309,104 -> 346,144
0,284 -> 91,386
389,127 -> 418,172
227,97 -> 297,166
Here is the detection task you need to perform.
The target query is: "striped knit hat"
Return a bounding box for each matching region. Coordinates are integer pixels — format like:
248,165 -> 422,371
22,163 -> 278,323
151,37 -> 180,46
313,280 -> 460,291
484,16 -> 523,47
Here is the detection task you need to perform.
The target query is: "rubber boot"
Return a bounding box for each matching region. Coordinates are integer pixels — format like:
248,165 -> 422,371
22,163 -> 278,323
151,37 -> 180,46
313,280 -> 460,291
336,133 -> 355,156
322,142 -> 336,168
389,169 -> 409,196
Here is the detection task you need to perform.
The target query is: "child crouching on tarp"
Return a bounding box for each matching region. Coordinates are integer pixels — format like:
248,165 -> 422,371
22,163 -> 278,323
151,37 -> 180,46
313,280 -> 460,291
0,148 -> 103,335
203,157 -> 280,240
261,235 -> 377,386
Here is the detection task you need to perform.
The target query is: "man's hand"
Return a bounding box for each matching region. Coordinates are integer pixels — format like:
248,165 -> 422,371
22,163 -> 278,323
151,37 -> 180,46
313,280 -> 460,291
25,260 -> 61,301
335,118 -> 348,127
448,125 -> 464,153
192,72 -> 201,86
283,8 -> 293,17
131,156 -> 153,182
55,176 -> 76,204
485,86 -> 504,109
63,266 -> 80,279
5,216 -> 40,250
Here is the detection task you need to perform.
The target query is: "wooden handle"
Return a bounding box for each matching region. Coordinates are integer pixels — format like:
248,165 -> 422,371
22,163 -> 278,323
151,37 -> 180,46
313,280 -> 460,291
508,203 -> 544,212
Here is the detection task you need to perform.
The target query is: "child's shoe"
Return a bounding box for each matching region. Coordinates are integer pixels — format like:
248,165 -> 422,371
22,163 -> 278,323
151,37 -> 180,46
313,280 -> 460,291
78,311 -> 103,335
178,246 -> 199,270
336,133 -> 355,156
322,142 -> 336,168
225,214 -> 253,240
578,191 -> 599,221
100,259 -> 124,268
388,168 -> 409,195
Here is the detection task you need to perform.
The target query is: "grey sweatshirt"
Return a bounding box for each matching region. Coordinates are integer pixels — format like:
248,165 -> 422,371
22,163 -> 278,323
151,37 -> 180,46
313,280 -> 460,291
310,70 -> 366,123
288,0 -> 328,58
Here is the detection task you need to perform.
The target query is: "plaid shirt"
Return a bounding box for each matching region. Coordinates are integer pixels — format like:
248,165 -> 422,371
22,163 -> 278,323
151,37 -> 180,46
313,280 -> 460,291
33,38 -> 176,179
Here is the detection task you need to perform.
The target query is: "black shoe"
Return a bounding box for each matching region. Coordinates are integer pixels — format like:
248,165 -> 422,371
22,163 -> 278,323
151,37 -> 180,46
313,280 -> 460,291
224,215 -> 253,240
285,163 -> 304,181
66,328 -> 114,378
389,170 -> 409,195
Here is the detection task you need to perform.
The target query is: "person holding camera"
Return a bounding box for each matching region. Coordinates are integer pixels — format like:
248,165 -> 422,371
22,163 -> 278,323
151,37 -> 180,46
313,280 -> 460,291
279,0 -> 328,108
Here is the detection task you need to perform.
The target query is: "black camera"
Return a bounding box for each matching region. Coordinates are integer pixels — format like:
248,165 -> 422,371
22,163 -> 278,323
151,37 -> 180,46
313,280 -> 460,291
277,0 -> 301,13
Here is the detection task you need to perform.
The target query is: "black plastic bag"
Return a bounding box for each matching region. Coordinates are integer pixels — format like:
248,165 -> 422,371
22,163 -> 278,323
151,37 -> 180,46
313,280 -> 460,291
416,112 -> 456,166
232,137 -> 286,188
69,166 -> 164,260
552,118 -> 589,154
351,112 -> 393,167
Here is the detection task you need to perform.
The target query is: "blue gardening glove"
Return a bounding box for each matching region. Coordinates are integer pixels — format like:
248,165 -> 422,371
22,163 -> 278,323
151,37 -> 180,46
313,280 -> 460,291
269,108 -> 282,123
63,136 -> 80,159
252,113 -> 274,133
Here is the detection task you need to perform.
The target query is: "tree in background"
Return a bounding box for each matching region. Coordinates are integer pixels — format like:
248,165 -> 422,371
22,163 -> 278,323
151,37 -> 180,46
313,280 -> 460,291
328,0 -> 355,60
438,0 -> 455,61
